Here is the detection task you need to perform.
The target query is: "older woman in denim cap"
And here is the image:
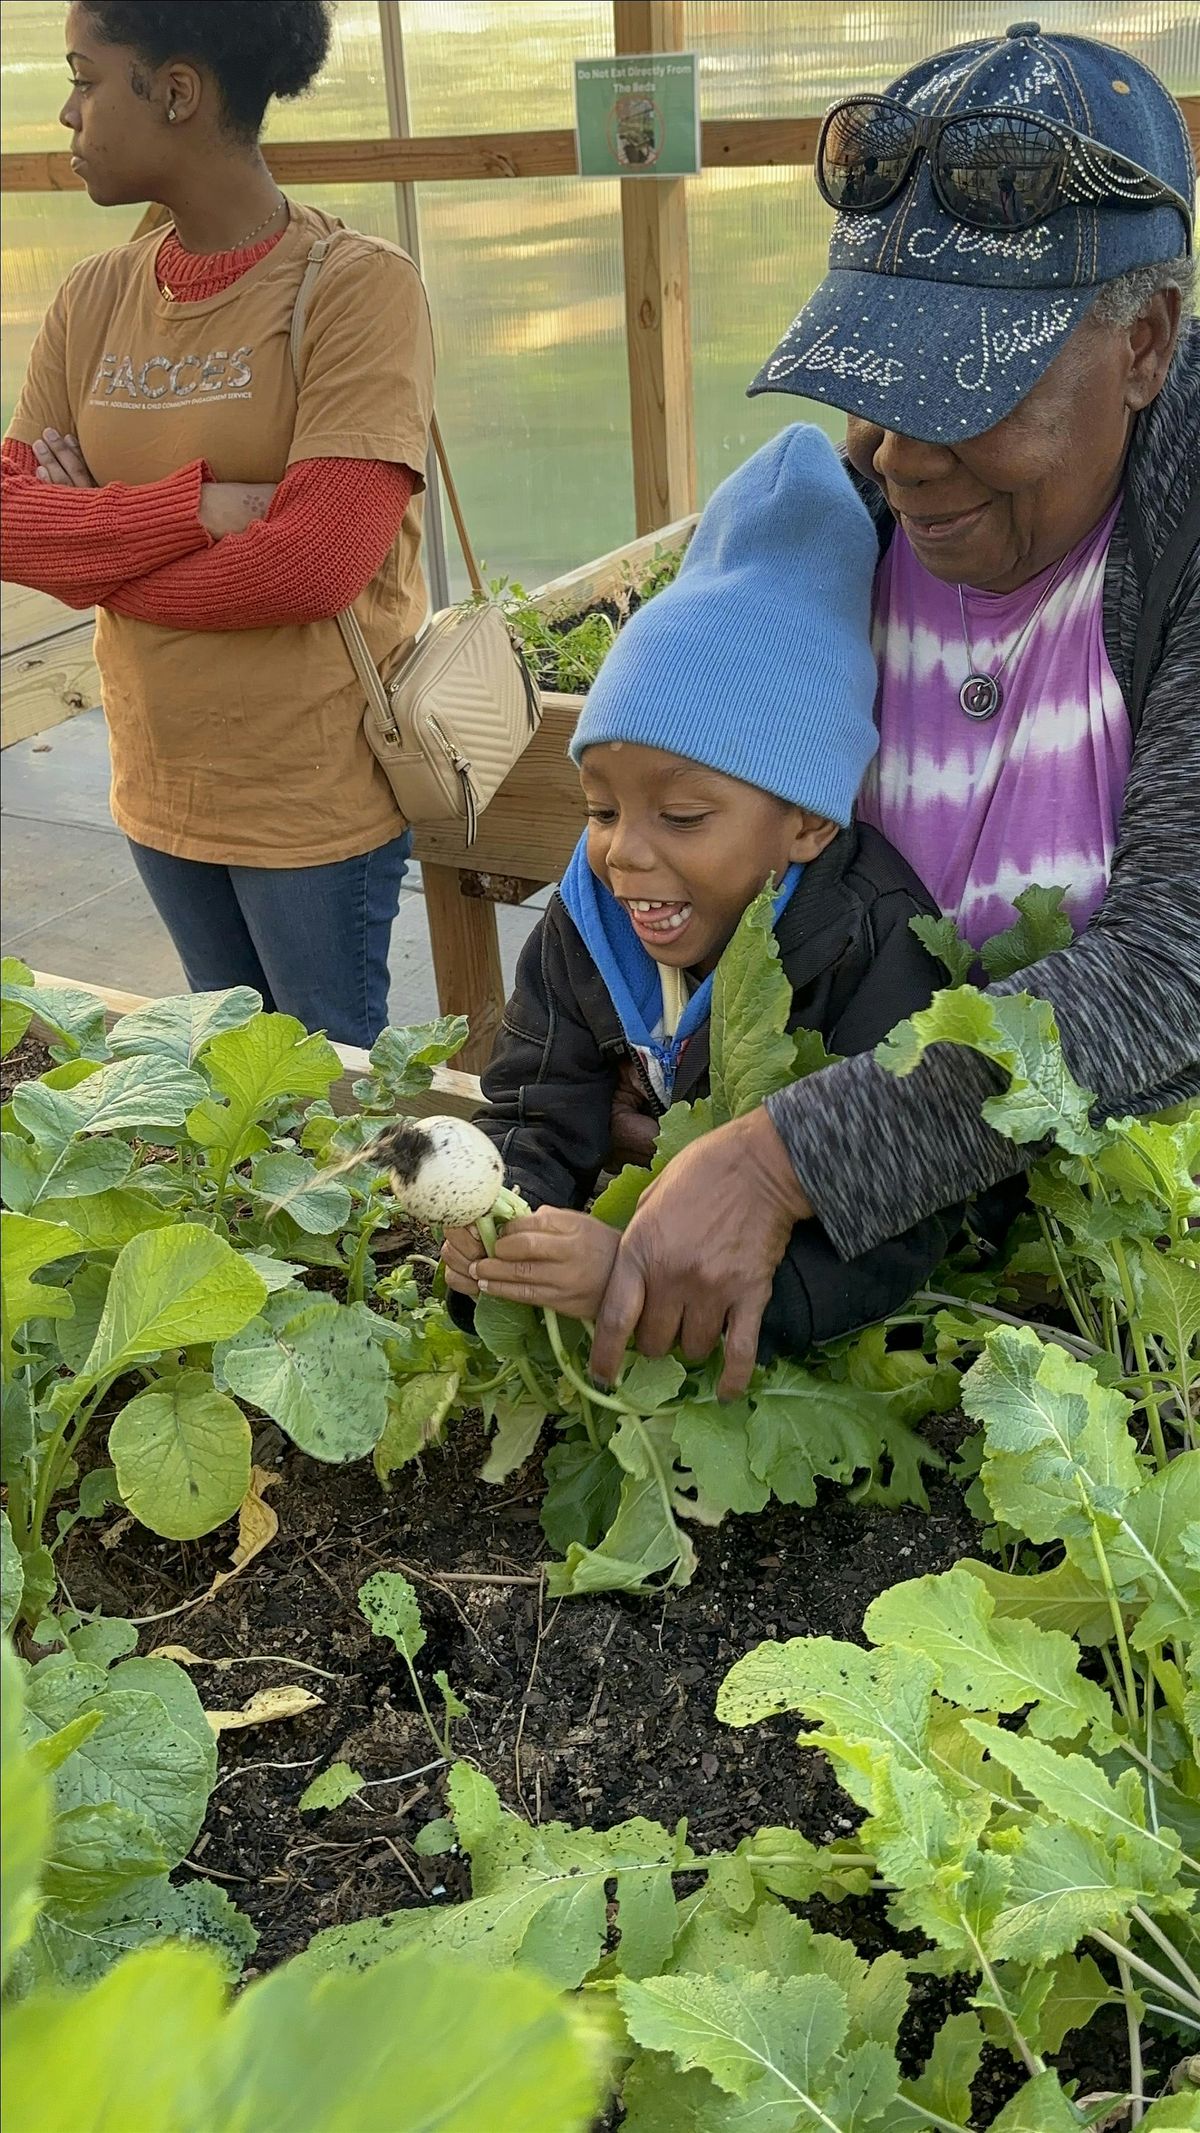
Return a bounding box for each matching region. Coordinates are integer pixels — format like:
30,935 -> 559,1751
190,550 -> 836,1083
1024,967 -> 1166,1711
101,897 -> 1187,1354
575,21 -> 1197,1390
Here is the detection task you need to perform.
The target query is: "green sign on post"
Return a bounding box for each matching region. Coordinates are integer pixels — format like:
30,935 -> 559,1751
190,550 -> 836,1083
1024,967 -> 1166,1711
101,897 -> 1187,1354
574,53 -> 701,179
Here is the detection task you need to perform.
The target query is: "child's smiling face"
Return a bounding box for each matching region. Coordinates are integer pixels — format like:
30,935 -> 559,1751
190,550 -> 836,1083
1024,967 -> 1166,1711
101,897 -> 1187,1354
580,743 -> 838,976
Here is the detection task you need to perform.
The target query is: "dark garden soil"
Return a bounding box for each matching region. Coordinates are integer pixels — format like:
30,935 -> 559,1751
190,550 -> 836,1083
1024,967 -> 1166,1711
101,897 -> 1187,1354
58,1424 -> 1129,2116
8,1033 -> 1131,2118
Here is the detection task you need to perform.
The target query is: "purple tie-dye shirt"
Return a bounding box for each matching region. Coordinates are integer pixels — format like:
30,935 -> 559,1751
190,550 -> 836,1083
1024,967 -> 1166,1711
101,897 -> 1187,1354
859,500 -> 1130,950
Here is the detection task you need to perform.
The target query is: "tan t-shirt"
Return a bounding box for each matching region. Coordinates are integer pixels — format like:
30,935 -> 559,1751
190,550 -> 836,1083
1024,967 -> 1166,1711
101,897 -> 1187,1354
7,203 -> 435,866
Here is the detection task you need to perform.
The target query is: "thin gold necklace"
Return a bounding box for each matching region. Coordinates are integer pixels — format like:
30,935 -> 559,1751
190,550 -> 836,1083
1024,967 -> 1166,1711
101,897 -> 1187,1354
159,197 -> 288,300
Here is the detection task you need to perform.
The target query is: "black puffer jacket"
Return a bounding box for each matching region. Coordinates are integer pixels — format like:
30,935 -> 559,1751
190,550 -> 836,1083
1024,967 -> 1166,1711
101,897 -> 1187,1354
471,823 -> 966,1359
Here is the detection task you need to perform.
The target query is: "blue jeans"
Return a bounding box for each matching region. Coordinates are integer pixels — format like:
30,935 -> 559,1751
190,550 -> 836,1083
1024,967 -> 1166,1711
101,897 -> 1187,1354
128,830 -> 412,1048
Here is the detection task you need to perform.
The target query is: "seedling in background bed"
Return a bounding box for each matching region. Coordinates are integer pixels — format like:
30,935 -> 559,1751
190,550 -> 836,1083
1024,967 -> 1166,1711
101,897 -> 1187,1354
358,1570 -> 467,1759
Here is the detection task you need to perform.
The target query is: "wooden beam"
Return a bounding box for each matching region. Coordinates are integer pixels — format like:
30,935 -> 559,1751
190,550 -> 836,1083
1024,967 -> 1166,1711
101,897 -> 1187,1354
0,116 -> 815,193
5,103 -> 1198,191
27,972 -> 483,1118
613,1 -> 696,535
418,863 -> 506,1076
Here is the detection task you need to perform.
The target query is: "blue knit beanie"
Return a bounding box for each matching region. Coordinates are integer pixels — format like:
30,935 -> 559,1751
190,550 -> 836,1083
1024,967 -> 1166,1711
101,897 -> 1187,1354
570,424 -> 880,826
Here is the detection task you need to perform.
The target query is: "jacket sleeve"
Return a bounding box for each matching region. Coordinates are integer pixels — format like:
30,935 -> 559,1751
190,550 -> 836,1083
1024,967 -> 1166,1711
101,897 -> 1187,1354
474,912 -> 619,1212
762,875 -> 961,1359
767,556 -> 1200,1259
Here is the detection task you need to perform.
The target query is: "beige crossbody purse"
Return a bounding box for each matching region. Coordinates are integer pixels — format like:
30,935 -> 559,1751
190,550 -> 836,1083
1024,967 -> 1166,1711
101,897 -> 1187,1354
289,234 -> 542,842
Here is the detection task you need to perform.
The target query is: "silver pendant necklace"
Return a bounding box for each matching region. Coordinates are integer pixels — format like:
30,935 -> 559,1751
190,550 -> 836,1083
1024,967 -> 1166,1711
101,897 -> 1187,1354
957,552 -> 1072,721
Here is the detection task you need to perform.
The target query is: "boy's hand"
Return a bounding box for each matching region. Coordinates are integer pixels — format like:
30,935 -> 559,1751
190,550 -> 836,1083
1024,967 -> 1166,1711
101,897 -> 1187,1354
441,1224 -> 484,1298
470,1208 -> 620,1320
607,1059 -> 659,1170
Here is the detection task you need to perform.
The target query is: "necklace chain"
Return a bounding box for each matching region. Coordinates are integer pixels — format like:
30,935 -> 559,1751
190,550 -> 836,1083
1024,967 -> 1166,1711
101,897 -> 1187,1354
956,552 -> 1073,722
160,195 -> 288,301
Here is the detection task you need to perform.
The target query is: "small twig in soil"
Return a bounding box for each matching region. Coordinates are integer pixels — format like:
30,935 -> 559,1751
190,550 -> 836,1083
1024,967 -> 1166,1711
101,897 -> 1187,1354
296,1545 -> 345,1604
384,1554 -> 541,1590
213,1755 -> 324,1791
514,1569 -> 552,1822
179,1857 -> 254,1883
379,1833 -> 426,1900
357,1758 -> 448,1790
151,1650 -> 343,1681
585,1617 -> 620,1727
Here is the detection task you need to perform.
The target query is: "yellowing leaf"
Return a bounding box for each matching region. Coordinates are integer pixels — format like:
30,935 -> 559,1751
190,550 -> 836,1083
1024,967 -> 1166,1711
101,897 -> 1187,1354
205,1686 -> 321,1735
204,1466 -> 279,1601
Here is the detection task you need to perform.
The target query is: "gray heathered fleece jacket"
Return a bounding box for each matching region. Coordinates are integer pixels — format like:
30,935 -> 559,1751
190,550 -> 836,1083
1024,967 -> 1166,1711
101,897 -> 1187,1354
766,319 -> 1200,1260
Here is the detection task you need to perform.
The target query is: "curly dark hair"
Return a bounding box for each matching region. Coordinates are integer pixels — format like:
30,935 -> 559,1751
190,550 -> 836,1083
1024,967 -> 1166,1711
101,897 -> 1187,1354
83,2 -> 334,139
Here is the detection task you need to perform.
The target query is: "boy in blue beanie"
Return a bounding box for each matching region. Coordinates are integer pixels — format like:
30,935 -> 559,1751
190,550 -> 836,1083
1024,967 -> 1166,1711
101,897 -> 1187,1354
443,425 -> 956,1359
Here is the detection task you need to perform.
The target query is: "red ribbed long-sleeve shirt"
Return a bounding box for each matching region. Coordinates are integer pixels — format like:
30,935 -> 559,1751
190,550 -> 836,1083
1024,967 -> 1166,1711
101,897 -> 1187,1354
1,228 -> 417,630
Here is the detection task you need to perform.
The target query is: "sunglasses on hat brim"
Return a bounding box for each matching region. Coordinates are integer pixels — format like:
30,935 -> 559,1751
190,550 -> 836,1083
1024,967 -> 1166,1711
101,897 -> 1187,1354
816,95 -> 1194,253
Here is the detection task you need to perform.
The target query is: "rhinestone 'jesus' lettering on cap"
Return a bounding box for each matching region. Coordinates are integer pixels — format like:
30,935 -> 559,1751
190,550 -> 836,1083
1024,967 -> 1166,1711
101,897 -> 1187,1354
954,297 -> 1076,391
766,322 -> 905,389
748,20 -> 1195,445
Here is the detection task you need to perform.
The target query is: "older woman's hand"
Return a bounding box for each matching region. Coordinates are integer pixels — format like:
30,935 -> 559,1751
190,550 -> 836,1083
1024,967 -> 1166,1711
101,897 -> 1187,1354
590,1107 -> 811,1399
32,430 -> 95,488
468,1207 -> 620,1321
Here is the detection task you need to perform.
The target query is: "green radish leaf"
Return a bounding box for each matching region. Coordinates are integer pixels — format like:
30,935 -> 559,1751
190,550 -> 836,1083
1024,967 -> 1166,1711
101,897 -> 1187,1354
2,1642 -> 51,1989
12,1056 -> 208,1153
107,988 -> 261,1067
1104,1451 -> 1200,1637
979,884 -> 1074,981
673,1394 -> 769,1517
747,1361 -> 941,1514
67,1613 -> 138,1667
900,2009 -> 983,2123
986,2072 -> 1088,2130
374,1370 -> 461,1485
956,1556 -> 1113,1646
0,976 -> 110,1063
108,1372 -> 251,1540
1,955 -> 35,1058
1132,1246 -> 1200,1373
619,1354 -> 687,1411
547,1467 -> 694,1595
35,1187 -> 174,1253
304,1768 -> 688,1993
988,1818 -> 1178,1962
708,891 -> 796,1124
1,1508 -> 23,1634
23,1672 -> 214,1869
590,1162 -> 654,1229
1,1211 -> 79,1366
354,1015 -> 471,1105
864,1563 -> 1109,1741
413,1816 -> 456,1858
653,1096 -> 713,1171
435,1670 -> 467,1721
473,1293 -> 553,1368
358,1570 -> 426,1661
299,1763 -> 364,1813
962,1723 -> 1183,1891
1,1133 -> 133,1215
217,1294 -> 390,1463
540,1439 -> 622,1554
82,1225 -> 267,1383
991,1951 -> 1112,2058
194,1013 -> 342,1170
963,1325 -> 1142,1545
481,1393 -> 545,1483
617,1968 -> 849,2102
878,986 -> 1103,1154
717,1637 -> 939,1812
248,1152 -> 352,1236
41,1800 -> 166,1910
909,913 -> 976,989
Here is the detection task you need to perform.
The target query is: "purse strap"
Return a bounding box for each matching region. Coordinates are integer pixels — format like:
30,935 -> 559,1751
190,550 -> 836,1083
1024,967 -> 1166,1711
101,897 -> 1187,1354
288,232 -> 485,600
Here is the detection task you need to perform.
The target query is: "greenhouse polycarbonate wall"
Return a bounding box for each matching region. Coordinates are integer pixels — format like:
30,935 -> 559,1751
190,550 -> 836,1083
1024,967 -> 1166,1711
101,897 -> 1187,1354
3,0 -> 1197,589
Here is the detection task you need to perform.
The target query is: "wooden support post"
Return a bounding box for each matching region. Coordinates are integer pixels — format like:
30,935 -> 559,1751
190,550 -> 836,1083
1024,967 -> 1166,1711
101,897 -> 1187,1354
613,0 -> 697,535
419,862 -> 506,1074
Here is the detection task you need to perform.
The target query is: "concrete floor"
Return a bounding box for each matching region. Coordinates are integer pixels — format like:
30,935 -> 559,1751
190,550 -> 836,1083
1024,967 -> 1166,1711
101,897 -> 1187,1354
1,707 -> 545,1026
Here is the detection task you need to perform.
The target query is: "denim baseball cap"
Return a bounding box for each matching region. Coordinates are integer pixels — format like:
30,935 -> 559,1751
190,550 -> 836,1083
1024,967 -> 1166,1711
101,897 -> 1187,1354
750,21 -> 1195,443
